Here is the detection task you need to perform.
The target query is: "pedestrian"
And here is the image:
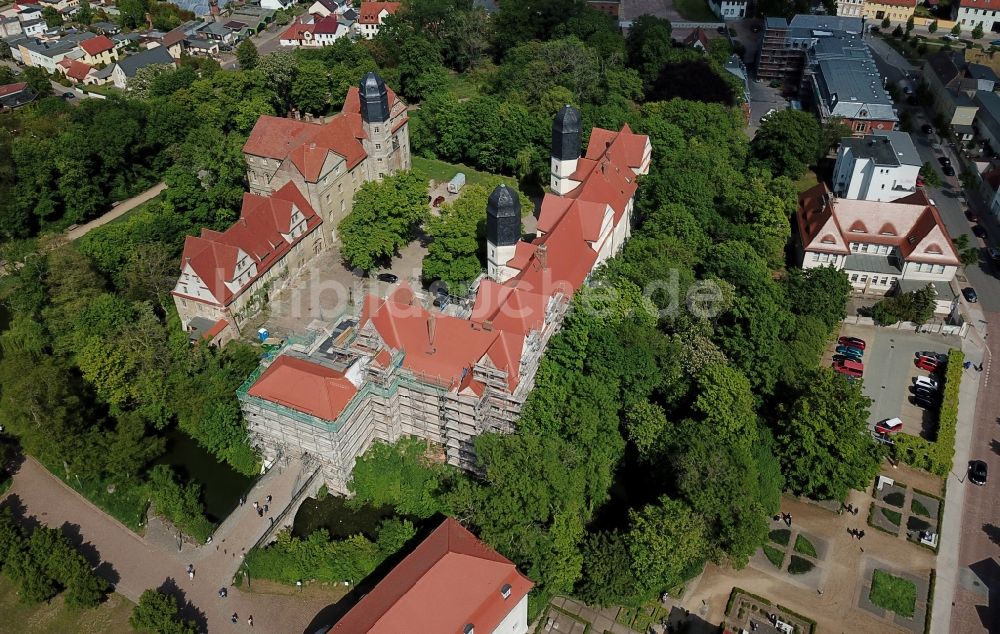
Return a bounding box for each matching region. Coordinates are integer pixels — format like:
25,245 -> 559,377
787,513 -> 792,527
269,517 -> 274,526
859,530 -> 865,540
219,587 -> 227,598
239,496 -> 244,506
248,615 -> 254,627
854,506 -> 859,516
263,504 -> 269,514
231,613 -> 238,624
817,589 -> 823,595
258,508 -> 264,518
186,563 -> 193,574
253,501 -> 259,511
848,528 -> 856,539
266,494 -> 272,504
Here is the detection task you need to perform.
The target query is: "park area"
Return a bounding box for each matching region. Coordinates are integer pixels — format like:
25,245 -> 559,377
0,576 -> 133,634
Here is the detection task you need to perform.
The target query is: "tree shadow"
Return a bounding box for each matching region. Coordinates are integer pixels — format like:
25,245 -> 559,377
990,439 -> 1000,457
0,493 -> 41,533
664,606 -> 720,634
59,521 -> 120,587
984,523 -> 1000,547
968,558 -> 1000,633
157,577 -> 208,633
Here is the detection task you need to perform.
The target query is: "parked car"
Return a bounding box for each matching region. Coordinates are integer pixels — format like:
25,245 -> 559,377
969,460 -> 988,486
832,354 -> 858,365
913,394 -> 939,408
835,345 -> 863,359
938,156 -> 951,166
921,124 -> 934,134
61,91 -> 74,99
914,376 -> 940,391
915,351 -> 948,364
942,165 -> 956,177
833,357 -> 864,377
965,208 -> 978,222
990,39 -> 1000,46
915,356 -> 942,372
875,417 -> 904,434
376,273 -> 399,283
989,247 -> 1000,263
838,336 -> 866,350
963,287 -> 979,303
972,225 -> 987,239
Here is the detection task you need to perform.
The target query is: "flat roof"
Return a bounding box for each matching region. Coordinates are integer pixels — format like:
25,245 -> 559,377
842,131 -> 921,167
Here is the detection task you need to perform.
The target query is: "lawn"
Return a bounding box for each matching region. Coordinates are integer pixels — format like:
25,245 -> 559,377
793,534 -> 817,558
911,498 -> 931,517
104,192 -> 164,228
763,544 -> 785,568
869,569 -> 917,617
787,555 -> 814,575
883,491 -> 906,508
442,72 -> 480,100
793,169 -> 820,193
673,0 -> 717,21
411,156 -> 519,192
881,508 -> 903,527
769,528 -> 791,546
37,457 -> 148,533
0,576 -> 134,634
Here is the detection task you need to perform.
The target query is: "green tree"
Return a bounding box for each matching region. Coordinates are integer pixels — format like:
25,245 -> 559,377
626,15 -> 673,87
775,368 -> 883,501
973,22 -> 984,39
893,24 -> 904,38
236,39 -> 259,70
920,161 -> 942,188
869,284 -> 937,326
422,184 -> 504,292
338,171 -> 428,271
576,531 -> 642,607
953,233 -> 981,267
928,20 -> 938,33
42,6 -> 64,27
291,59 -> 329,115
627,497 -> 708,597
347,437 -> 454,518
782,265 -> 852,331
146,465 -> 214,541
76,0 -> 94,24
117,0 -> 149,29
0,39 -> 11,60
951,22 -> 962,36
751,110 -> 822,179
906,15 -> 914,33
881,16 -> 891,29
21,67 -> 53,98
130,589 -> 199,634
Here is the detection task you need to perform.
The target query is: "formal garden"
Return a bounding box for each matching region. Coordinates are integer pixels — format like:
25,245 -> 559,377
725,587 -> 817,634
867,477 -> 944,550
757,526 -> 825,582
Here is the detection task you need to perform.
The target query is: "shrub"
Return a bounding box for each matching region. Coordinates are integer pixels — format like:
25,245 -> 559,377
763,544 -> 784,568
793,534 -> 817,558
911,497 -> 931,517
769,528 -> 791,546
881,508 -> 903,526
146,464 -> 215,542
787,555 -> 814,575
892,349 -> 963,475
869,569 -> 917,617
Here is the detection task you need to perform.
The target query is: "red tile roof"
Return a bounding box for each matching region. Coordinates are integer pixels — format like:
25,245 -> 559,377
327,518 -> 533,633
80,34 -> 114,55
313,14 -> 343,34
876,0 -> 916,6
0,82 -> 28,98
683,27 -> 711,49
173,181 -> 322,306
244,112 -> 368,179
248,355 -> 358,420
66,60 -> 92,82
202,318 -> 230,341
358,1 -> 400,24
279,17 -> 314,42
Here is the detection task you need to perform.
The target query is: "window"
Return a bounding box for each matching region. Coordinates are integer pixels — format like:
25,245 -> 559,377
375,143 -> 381,150
374,126 -> 380,133
859,275 -> 868,283
935,264 -> 945,274
850,274 -> 859,282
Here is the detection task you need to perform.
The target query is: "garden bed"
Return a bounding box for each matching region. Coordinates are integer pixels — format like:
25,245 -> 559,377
794,534 -> 817,558
869,569 -> 917,618
763,544 -> 784,568
769,528 -> 791,546
787,555 -> 815,575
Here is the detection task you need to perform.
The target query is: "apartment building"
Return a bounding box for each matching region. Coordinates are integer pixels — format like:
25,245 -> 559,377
832,131 -> 921,201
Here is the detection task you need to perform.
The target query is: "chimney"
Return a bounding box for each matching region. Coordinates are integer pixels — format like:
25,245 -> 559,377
537,244 -> 548,270
309,142 -> 316,150
483,320 -> 493,332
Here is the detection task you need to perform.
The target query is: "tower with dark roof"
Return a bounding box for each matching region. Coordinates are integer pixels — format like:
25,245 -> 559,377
551,105 -> 581,195
360,71 -> 394,180
486,184 -> 521,282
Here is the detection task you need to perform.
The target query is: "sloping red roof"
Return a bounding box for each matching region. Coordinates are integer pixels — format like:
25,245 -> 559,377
66,60 -> 92,82
0,82 -> 28,98
683,27 -> 711,49
80,34 -> 114,55
313,14 -> 343,34
202,318 -> 229,340
248,355 -> 358,420
960,0 -> 999,7
244,113 -> 368,179
877,0 -> 916,5
327,518 -> 533,633
358,1 -> 400,24
279,17 -> 314,42
172,181 -> 322,306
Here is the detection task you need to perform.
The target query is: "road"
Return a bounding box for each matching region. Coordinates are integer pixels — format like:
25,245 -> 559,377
869,38 -> 1000,634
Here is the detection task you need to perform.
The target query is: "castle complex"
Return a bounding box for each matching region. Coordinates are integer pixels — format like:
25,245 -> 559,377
171,72 -> 411,341
230,99 -> 649,491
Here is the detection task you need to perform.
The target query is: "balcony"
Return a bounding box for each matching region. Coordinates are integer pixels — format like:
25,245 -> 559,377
844,254 -> 903,275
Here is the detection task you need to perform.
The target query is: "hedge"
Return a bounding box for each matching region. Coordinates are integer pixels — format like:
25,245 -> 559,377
891,348 -> 963,476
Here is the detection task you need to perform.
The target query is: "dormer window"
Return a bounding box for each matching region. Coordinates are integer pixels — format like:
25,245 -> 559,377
463,625 -> 474,634
501,583 -> 512,599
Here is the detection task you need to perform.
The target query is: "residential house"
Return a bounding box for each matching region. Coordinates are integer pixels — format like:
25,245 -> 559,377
19,32 -> 95,72
90,20 -> 120,34
683,27 -> 711,50
194,20 -> 240,44
956,0 -> 1000,33
837,0 -> 865,17
79,34 -> 117,65
308,0 -> 340,16
708,0 -> 747,19
110,45 -> 175,89
797,184 -> 959,297
0,82 -> 36,109
57,57 -> 94,83
5,34 -> 29,62
320,518 -> 533,634
974,89 -> 1000,153
585,0 -> 618,18
358,1 -> 400,39
36,0 -> 77,12
237,105 -> 650,492
227,6 -> 274,34
278,14 -> 349,46
923,50 -> 997,137
20,18 -> 45,37
978,163 -> 1000,218
160,26 -> 187,58
260,0 -> 294,10
0,17 -> 23,37
832,131 -> 922,201
185,37 -> 220,56
860,0 -> 916,24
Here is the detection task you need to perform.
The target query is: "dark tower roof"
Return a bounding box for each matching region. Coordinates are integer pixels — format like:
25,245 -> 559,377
486,184 -> 521,247
551,104 -> 581,161
360,71 -> 389,124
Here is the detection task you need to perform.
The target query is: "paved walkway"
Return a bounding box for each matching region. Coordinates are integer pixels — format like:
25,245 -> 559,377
65,182 -> 167,241
1,457 -> 333,633
680,486 -> 937,634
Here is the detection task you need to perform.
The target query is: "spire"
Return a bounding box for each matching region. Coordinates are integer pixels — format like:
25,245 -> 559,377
486,184 -> 521,247
551,104 -> 581,161
359,71 -> 389,124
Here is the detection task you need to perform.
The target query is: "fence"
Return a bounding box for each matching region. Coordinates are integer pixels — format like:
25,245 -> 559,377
842,315 -> 968,337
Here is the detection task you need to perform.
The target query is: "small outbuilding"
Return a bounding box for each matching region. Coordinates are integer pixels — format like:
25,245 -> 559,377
446,172 -> 466,194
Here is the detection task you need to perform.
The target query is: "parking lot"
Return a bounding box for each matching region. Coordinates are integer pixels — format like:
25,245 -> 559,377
832,324 -> 960,438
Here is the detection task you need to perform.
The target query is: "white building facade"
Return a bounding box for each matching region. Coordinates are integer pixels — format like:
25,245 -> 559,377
832,132 -> 922,202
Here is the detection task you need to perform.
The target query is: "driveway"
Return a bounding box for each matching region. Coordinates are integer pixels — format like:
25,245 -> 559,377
746,80 -> 787,136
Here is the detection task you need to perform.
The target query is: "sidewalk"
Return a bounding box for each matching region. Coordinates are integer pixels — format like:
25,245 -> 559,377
65,182 -> 167,241
929,335 -> 987,634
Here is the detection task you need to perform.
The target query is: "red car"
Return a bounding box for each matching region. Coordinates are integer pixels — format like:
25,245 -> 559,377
838,336 -> 866,350
833,358 -> 864,377
875,417 -> 903,435
915,356 -> 942,372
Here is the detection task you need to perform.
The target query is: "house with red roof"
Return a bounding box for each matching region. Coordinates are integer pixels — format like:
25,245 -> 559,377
171,181 -> 325,340
243,71 -> 410,244
239,105 -> 649,491
79,34 -> 117,65
321,517 -> 533,634
57,58 -> 94,84
797,183 -> 960,299
0,82 -> 36,110
358,0 -> 400,39
278,13 -> 349,47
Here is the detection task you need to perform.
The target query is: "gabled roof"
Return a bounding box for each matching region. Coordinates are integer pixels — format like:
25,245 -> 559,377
683,27 -> 711,49
961,0 -> 1000,9
247,355 -> 358,420
327,518 -> 533,634
244,112 -> 368,179
358,1 -> 400,24
313,14 -> 344,34
66,59 -> 91,81
79,33 -> 113,55
173,182 -> 322,305
0,82 -> 28,97
115,44 -> 174,77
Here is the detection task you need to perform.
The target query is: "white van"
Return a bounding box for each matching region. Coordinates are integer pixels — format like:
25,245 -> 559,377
914,376 -> 940,391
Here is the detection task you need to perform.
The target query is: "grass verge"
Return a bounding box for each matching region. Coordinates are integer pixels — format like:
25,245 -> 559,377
411,156 -> 518,191
794,534 -> 818,558
869,569 -> 917,617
